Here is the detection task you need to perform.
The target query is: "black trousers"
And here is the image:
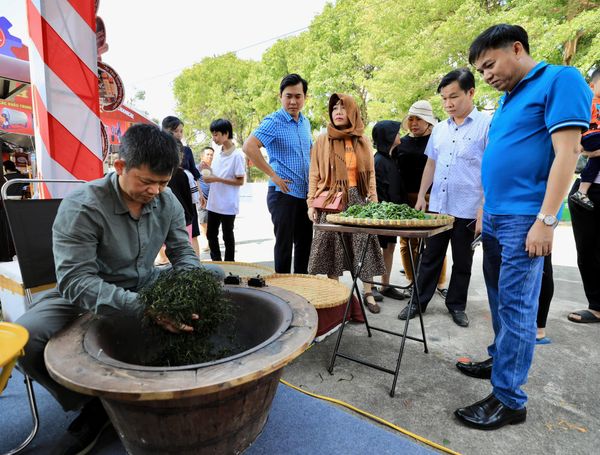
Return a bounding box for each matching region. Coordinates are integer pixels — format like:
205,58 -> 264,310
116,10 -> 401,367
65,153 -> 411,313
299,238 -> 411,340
415,217 -> 475,312
569,180 -> 600,312
580,156 -> 600,183
266,187 -> 313,274
207,211 -> 236,262
191,205 -> 200,237
537,254 -> 553,329
0,206 -> 16,261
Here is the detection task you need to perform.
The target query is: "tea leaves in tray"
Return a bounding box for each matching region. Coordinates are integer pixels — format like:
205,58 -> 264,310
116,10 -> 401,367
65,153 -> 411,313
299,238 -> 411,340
341,202 -> 428,220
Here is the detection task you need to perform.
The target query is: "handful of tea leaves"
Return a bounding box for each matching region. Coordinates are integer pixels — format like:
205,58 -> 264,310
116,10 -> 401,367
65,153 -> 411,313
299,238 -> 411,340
139,268 -> 234,366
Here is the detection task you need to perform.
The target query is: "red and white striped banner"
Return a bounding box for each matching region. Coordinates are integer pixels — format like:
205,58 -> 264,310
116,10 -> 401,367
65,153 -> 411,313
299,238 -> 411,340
27,0 -> 102,198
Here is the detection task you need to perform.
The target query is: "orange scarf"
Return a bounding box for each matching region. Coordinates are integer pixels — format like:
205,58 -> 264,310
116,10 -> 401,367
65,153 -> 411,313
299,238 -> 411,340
326,93 -> 371,206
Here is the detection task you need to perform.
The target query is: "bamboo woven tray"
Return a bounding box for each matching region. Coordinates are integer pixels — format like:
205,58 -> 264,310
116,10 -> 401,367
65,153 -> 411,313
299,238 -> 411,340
265,274 -> 349,309
202,261 -> 275,279
326,213 -> 455,228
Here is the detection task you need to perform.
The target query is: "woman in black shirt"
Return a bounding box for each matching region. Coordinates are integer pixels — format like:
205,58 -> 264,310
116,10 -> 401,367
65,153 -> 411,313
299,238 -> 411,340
392,100 -> 447,292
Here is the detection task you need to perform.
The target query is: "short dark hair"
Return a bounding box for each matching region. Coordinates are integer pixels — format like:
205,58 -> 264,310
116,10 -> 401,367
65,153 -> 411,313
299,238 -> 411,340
438,68 -> 475,93
202,146 -> 215,153
119,123 -> 180,175
279,73 -> 308,95
161,116 -> 183,132
3,160 -> 17,172
590,68 -> 600,83
209,118 -> 233,139
469,24 -> 530,65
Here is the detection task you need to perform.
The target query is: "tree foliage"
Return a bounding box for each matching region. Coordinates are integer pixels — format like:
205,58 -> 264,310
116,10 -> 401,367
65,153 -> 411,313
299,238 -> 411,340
173,0 -> 600,143
173,53 -> 261,147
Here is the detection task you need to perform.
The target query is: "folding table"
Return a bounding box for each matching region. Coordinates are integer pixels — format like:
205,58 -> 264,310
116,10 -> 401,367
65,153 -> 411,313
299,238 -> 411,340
314,222 -> 453,397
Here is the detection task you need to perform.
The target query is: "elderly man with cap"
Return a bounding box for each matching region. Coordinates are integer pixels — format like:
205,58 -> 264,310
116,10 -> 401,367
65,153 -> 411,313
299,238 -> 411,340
398,69 -> 490,327
393,100 -> 447,295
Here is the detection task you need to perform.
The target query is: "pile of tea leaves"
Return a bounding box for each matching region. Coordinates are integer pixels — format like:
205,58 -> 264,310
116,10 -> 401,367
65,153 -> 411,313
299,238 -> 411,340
139,268 -> 235,367
341,202 -> 428,220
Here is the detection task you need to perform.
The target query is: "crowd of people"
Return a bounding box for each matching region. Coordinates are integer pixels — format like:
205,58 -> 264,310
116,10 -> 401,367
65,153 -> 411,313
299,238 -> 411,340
158,22 -> 598,431
240,23 -> 596,431
10,22 -> 599,454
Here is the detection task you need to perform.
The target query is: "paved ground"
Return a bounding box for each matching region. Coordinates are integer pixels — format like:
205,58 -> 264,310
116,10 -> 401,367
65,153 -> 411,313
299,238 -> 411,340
209,182 -> 599,455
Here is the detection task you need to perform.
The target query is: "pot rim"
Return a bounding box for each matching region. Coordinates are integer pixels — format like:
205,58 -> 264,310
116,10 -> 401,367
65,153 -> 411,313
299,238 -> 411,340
45,285 -> 317,401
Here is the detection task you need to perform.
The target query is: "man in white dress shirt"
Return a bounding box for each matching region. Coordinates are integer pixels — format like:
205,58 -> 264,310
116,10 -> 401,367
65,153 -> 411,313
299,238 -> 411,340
398,68 -> 490,327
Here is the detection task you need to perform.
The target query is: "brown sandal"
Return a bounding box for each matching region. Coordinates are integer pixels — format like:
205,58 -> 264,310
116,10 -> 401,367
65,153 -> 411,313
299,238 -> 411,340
363,292 -> 380,314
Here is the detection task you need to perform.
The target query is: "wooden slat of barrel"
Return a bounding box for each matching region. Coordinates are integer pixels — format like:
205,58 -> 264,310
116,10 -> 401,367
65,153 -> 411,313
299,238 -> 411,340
102,370 -> 282,455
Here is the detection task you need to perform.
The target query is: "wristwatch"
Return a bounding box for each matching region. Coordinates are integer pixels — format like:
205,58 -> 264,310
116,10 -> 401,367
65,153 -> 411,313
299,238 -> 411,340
536,213 -> 559,228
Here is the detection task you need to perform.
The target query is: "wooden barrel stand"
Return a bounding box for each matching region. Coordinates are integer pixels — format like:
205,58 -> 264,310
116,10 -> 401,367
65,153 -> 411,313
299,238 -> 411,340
45,285 -> 317,455
103,370 -> 282,454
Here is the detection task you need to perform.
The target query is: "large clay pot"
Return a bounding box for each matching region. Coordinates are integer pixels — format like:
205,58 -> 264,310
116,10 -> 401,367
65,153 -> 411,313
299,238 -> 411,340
45,285 -> 317,454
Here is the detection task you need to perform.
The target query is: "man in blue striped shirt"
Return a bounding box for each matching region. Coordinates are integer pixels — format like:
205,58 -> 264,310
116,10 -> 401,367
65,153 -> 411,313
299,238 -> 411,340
243,74 -> 313,273
455,24 -> 592,431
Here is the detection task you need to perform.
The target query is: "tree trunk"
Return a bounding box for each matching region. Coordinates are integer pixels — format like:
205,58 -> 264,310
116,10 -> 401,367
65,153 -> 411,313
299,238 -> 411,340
563,29 -> 584,66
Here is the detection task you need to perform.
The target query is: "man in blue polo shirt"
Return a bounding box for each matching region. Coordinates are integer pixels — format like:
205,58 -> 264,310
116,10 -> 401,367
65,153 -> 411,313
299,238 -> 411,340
243,74 -> 313,273
454,24 -> 592,430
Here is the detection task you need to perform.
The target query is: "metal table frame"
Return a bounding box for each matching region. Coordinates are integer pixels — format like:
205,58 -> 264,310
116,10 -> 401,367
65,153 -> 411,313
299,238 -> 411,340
314,222 -> 453,397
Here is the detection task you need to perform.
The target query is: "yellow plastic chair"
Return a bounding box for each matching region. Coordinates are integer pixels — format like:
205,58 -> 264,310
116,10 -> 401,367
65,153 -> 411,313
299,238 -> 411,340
0,322 -> 39,454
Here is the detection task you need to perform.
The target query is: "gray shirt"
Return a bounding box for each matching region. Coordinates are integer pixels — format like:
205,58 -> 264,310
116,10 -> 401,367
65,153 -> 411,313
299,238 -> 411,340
52,172 -> 199,315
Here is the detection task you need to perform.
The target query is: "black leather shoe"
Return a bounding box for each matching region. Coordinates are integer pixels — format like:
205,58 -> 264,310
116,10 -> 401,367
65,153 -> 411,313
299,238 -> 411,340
456,357 -> 493,379
51,398 -> 112,455
380,286 -> 409,300
454,394 -> 526,430
449,310 -> 469,327
371,287 -> 384,302
398,303 -> 424,320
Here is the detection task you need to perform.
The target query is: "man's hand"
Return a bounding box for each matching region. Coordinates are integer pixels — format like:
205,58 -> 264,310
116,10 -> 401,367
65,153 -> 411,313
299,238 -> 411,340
154,313 -> 199,334
475,208 -> 483,236
200,194 -> 207,209
308,207 -> 317,222
272,174 -> 292,193
525,221 -> 554,257
203,175 -> 220,184
414,195 -> 427,212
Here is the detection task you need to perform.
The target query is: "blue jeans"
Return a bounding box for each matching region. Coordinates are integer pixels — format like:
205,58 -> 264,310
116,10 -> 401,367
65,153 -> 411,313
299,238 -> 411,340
482,212 -> 544,410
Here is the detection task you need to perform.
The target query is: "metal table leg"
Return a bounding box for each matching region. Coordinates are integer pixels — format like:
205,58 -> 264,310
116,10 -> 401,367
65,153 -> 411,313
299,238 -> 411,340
389,237 -> 429,397
326,230 -> 430,397
328,232 -> 371,374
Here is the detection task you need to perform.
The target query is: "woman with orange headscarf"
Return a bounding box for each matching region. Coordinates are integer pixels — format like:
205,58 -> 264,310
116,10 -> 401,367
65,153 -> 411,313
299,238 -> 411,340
307,94 -> 386,313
